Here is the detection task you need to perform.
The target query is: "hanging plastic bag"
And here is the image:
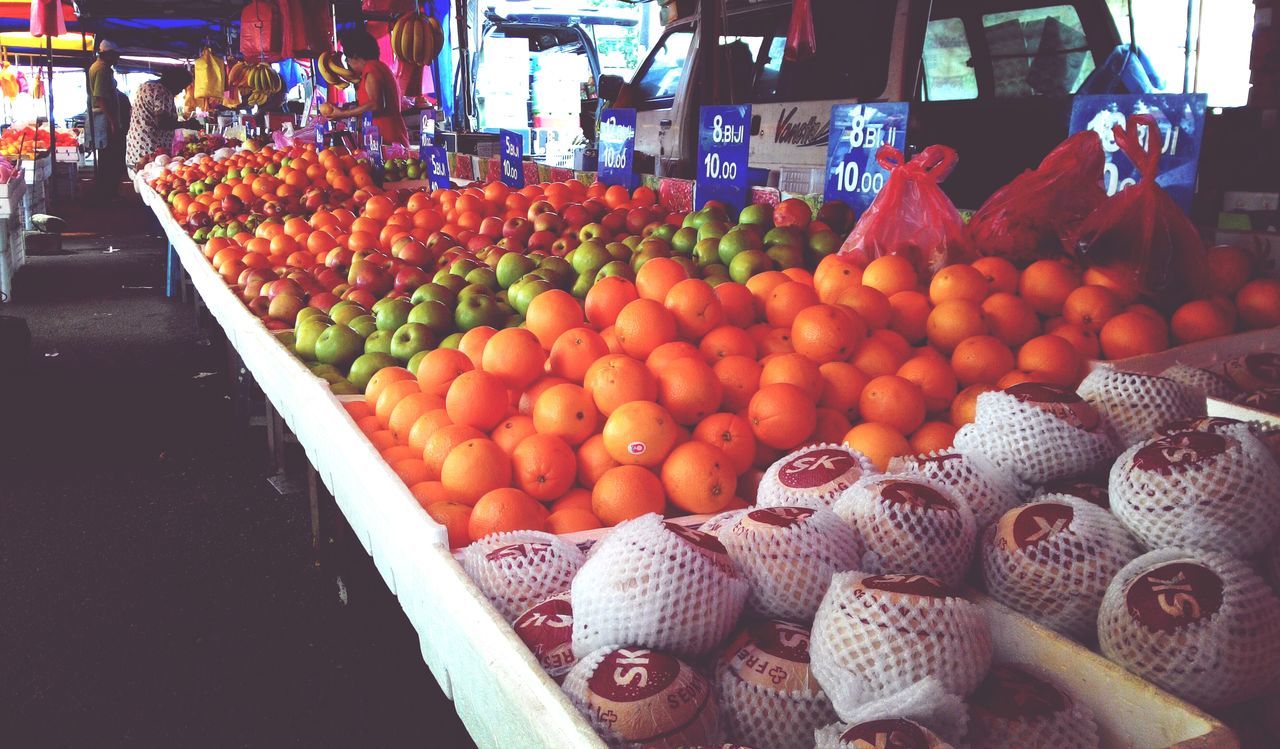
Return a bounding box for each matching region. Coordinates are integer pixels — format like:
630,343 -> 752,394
32,71 -> 44,99
784,0 -> 816,62
15,70 -> 27,94
240,0 -> 284,62
967,131 -> 1107,266
1073,114 -> 1208,308
30,0 -> 67,38
837,144 -> 973,276
194,49 -> 226,102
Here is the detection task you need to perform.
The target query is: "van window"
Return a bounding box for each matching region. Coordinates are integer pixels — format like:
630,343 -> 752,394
983,6 -> 1096,96
754,0 -> 897,103
922,18 -> 978,101
633,29 -> 693,108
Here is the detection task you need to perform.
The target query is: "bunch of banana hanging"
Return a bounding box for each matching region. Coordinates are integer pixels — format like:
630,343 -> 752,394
317,50 -> 358,91
391,12 -> 443,67
239,62 -> 283,106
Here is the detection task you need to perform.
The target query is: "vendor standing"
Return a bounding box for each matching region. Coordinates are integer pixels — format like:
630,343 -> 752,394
329,28 -> 410,146
89,39 -> 123,202
125,68 -> 194,170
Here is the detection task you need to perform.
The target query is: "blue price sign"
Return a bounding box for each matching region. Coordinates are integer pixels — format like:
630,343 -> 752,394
500,129 -> 525,188
824,102 -> 909,216
695,105 -> 751,211
1069,94 -> 1207,212
424,146 -> 450,190
420,113 -> 435,151
314,119 -> 327,148
366,129 -> 383,169
598,108 -> 637,190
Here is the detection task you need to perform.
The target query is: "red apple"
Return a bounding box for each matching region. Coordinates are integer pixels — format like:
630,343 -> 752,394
562,203 -> 590,231
343,287 -> 378,309
602,208 -> 628,236
527,201 -> 556,219
394,265 -> 431,292
625,208 -> 651,235
349,262 -> 393,297
503,217 -> 534,245
247,296 -> 271,316
325,248 -> 354,269
551,236 -> 580,256
527,230 -> 556,253
583,198 -> 608,221
532,212 -> 563,235
265,279 -> 304,300
478,216 -> 504,240
395,240 -> 430,267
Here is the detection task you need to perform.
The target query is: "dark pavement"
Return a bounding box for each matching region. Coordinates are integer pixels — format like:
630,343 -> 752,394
0,194 -> 475,748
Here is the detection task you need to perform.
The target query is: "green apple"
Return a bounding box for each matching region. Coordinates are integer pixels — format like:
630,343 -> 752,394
682,211 -> 705,229
328,301 -> 367,327
274,330 -> 296,349
390,322 -> 436,362
294,307 -> 329,325
407,349 -> 429,374
450,257 -> 481,277
595,261 -> 634,283
465,266 -> 500,292
315,324 -> 365,370
692,238 -> 720,268
650,224 -> 677,244
764,226 -> 805,248
460,283 -> 495,299
347,352 -> 399,392
729,250 -> 774,284
496,253 -> 537,289
439,332 -> 464,349
573,240 -> 612,275
631,247 -> 670,272
697,220 -> 729,242
767,243 -> 805,269
408,300 -> 454,336
704,272 -> 731,287
364,329 -> 395,355
373,298 -> 413,332
294,317 -> 334,361
330,380 -> 361,395
309,363 -> 342,380
607,241 -> 633,260
670,256 -> 699,278
434,273 -> 468,295
718,227 -> 764,266
738,203 -> 773,228
509,278 -> 553,316
809,229 -> 842,260
571,272 -> 594,299
671,227 -> 698,255
538,256 -> 573,283
432,268 -> 455,285
621,235 -> 643,251
702,262 -> 729,278
348,314 -> 377,338
455,292 -> 504,331
412,282 -> 457,306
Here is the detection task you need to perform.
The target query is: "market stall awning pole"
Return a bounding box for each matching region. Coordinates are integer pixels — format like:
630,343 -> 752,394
452,0 -> 470,132
45,32 -> 54,210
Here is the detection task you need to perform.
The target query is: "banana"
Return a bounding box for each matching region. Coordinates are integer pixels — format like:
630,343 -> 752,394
426,17 -> 443,63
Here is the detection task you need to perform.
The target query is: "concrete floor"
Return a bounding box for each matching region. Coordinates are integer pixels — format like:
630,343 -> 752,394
0,195 -> 476,748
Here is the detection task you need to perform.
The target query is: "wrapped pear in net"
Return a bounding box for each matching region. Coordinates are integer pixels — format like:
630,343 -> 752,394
814,718 -> 955,749
1238,387 -> 1280,415
1221,352 -> 1280,392
1077,366 -> 1205,446
714,618 -> 837,749
810,571 -> 992,717
756,443 -> 876,510
571,514 -> 749,658
512,592 -> 577,681
460,530 -> 585,621
699,509 -> 749,540
833,474 -> 976,588
981,494 -> 1142,639
1098,547 -> 1280,707
563,646 -> 721,748
720,506 -> 862,621
1036,473 -> 1111,508
967,664 -> 1100,749
1160,363 -> 1239,400
888,449 -> 1023,528
953,382 -> 1119,484
1109,429 -> 1280,556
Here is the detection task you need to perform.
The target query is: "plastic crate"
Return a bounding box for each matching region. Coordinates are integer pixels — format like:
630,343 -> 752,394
0,170 -> 25,222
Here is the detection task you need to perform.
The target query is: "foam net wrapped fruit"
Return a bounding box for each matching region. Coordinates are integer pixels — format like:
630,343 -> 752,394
459,530 -> 585,621
754,443 -> 876,511
570,514 -> 748,659
1098,547 -> 1280,708
967,664 -> 1100,749
814,718 -> 955,749
887,449 -> 1022,529
1077,366 -> 1206,447
511,591 -> 576,681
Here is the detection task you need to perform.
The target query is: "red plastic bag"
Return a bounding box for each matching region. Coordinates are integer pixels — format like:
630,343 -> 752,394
241,0 -> 284,62
785,0 -> 816,62
1073,114 -> 1208,308
967,131 -> 1107,267
29,0 -> 67,38
838,144 -> 973,276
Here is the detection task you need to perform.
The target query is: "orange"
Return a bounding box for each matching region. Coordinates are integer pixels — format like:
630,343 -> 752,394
491,414 -> 538,456
427,502 -> 473,548
818,361 -> 869,422
781,267 -> 814,285
441,438 -> 512,504
357,415 -> 382,436
469,488 -> 547,540
1099,310 -> 1172,361
714,355 -> 763,412
850,337 -> 909,379
368,430 -> 397,451
584,354 -> 659,416
996,369 -> 1044,389
811,408 -> 853,445
517,376 -> 570,416
553,488 -> 595,513
764,282 -> 821,328
1048,322 -> 1102,360
842,422 -> 909,471
374,379 -> 423,427
757,328 -> 795,356
929,264 -> 989,305
635,257 -> 689,302
482,328 -> 547,391
859,374 -> 927,434
791,304 -> 866,364
365,366 -> 416,406
699,325 -> 757,363
1205,245 -> 1254,296
343,401 -> 373,421
391,458 -> 433,486
661,442 -> 736,514
546,507 -> 603,534
576,433 -> 619,488
950,384 -> 995,427
592,465 -> 665,526
910,421 -> 958,454
748,383 -> 818,450
862,255 -> 918,297
887,290 -> 931,343
1062,285 -> 1124,333
836,285 -> 892,330
760,352 -> 823,400
693,412 -> 756,474
388,392 -> 445,442
511,433 -> 577,501
1019,259 -> 1082,316
664,279 -> 724,339
1017,334 -> 1083,386
602,401 -> 679,467
645,341 -> 700,375
745,271 -> 791,315
381,445 -> 420,464
614,298 -> 677,359
409,480 -> 466,508
656,357 -> 723,426
1082,263 -> 1143,305
980,292 -> 1040,347
417,346 -> 474,397
814,255 -> 864,303
422,424 -> 484,482
600,326 -> 623,354
532,383 -> 599,446
445,370 -> 510,431
896,355 -> 958,413
458,326 -> 498,368
1236,278 -> 1280,329
548,327 -> 610,383
926,300 -> 987,354
971,256 -> 1020,294
584,276 -> 639,329
525,289 -> 586,350
950,335 -> 1016,387
714,282 -> 757,327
